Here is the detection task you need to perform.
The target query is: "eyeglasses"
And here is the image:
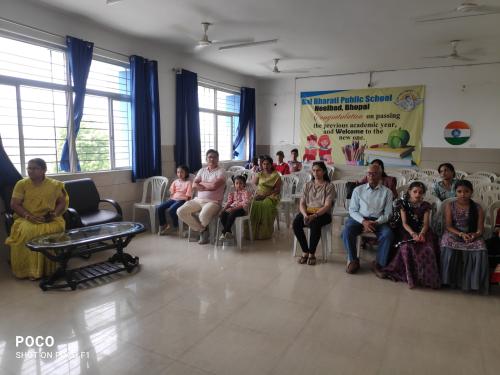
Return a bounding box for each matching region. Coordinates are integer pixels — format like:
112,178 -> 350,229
366,172 -> 378,176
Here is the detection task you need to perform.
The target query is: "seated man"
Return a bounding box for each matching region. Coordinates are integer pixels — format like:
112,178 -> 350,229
177,149 -> 225,244
341,164 -> 394,276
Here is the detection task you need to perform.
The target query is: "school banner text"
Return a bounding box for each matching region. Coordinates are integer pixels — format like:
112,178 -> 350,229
300,85 -> 425,167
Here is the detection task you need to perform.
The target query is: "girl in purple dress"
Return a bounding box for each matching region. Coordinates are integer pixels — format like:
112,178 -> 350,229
440,180 -> 489,293
383,181 -> 440,289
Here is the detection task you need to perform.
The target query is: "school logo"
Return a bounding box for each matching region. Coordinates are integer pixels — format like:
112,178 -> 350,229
444,121 -> 470,145
394,90 -> 423,112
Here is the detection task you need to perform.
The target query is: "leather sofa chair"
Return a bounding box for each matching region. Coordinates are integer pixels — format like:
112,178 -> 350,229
64,178 -> 123,229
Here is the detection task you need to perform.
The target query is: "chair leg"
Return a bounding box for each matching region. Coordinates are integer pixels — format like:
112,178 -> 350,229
236,220 -> 242,249
248,219 -> 253,242
356,235 -> 362,259
215,220 -> 221,246
149,208 -> 156,234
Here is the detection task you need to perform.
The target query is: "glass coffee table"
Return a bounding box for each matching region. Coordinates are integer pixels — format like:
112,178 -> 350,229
27,222 -> 145,291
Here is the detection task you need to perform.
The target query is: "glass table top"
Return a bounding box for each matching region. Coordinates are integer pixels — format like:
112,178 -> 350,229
27,222 -> 145,249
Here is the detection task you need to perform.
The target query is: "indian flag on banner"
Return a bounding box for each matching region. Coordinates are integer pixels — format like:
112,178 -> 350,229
444,121 -> 470,145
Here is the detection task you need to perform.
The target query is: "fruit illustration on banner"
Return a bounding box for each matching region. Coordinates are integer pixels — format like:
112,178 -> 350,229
444,121 -> 470,145
387,128 -> 410,148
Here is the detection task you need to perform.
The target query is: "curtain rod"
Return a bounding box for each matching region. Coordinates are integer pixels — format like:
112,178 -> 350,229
294,60 -> 500,80
173,68 -> 241,90
0,16 -> 129,59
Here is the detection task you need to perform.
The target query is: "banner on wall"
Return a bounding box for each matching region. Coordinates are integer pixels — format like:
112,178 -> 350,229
300,85 -> 425,167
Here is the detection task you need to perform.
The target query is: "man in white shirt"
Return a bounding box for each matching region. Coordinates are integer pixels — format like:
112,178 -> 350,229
342,164 -> 394,275
177,149 -> 225,244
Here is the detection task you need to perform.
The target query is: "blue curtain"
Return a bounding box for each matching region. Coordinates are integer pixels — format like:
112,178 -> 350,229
175,69 -> 201,172
130,55 -> 162,181
0,135 -> 22,211
60,36 -> 94,172
233,87 -> 256,160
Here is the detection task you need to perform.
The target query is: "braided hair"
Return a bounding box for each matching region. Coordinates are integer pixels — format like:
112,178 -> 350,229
454,179 -> 478,233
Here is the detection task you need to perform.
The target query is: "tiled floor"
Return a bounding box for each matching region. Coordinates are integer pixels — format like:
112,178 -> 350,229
1,226 -> 499,375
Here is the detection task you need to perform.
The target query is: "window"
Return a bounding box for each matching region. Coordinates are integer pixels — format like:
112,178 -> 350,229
0,34 -> 132,175
198,84 -> 240,161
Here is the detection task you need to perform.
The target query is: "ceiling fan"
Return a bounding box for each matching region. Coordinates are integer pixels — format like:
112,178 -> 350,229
106,0 -> 124,4
194,22 -> 277,51
271,58 -> 309,74
423,40 -> 475,61
415,2 -> 500,22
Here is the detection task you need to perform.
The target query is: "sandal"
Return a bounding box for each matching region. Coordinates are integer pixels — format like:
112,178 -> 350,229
298,255 -> 309,264
307,256 -> 316,266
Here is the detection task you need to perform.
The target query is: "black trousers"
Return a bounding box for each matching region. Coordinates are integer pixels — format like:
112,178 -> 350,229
293,213 -> 332,254
220,208 -> 246,233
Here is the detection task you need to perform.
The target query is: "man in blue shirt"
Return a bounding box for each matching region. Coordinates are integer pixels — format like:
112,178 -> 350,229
342,164 -> 394,275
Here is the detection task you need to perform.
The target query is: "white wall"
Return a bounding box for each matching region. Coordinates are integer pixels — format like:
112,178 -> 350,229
257,64 -> 500,150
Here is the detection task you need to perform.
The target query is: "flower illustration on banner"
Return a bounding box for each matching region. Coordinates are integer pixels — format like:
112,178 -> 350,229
394,90 -> 423,112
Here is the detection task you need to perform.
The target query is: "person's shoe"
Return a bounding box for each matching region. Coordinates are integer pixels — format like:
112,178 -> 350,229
219,233 -> 227,241
158,225 -> 170,236
346,259 -> 360,274
198,229 -> 210,244
370,261 -> 386,279
224,232 -> 233,240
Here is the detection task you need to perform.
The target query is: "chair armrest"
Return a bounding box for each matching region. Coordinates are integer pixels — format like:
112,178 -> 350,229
99,199 -> 123,217
64,207 -> 82,229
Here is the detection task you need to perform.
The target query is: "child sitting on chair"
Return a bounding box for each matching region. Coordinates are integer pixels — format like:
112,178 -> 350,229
158,165 -> 192,235
219,175 -> 252,241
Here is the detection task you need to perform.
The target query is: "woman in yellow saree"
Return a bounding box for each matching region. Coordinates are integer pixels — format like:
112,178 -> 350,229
6,158 -> 68,279
250,156 -> 282,240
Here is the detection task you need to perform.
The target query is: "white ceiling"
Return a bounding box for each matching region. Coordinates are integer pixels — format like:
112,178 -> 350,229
33,0 -> 500,78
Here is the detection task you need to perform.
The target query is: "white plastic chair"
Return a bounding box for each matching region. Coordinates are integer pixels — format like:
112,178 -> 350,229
292,205 -> 335,263
228,166 -> 246,172
276,175 -> 299,229
391,173 -> 407,189
486,200 -> 500,238
133,176 -> 169,233
330,180 -> 350,227
187,184 -> 229,244
396,168 -> 417,181
433,197 -> 456,235
483,190 -> 500,208
419,168 -> 439,177
469,171 -> 497,183
455,170 -> 468,179
326,166 -> 335,181
215,183 -> 257,249
293,171 -> 313,199
465,175 -> 491,189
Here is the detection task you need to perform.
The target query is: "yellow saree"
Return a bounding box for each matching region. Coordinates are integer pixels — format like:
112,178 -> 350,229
5,177 -> 68,279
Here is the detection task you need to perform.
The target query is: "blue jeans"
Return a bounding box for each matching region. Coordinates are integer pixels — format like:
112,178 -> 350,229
341,217 -> 394,267
158,199 -> 186,227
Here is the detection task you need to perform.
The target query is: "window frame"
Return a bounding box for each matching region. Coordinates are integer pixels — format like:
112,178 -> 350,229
0,32 -> 132,176
198,82 -> 241,161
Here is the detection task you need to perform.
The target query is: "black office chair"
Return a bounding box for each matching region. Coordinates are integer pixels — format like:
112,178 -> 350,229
64,178 -> 123,229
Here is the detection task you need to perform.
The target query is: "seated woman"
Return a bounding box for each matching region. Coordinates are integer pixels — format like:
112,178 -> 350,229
382,182 -> 440,289
250,156 -> 282,240
293,161 -> 336,266
440,180 -> 489,293
5,158 -> 68,279
432,162 -> 458,201
357,159 -> 397,198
